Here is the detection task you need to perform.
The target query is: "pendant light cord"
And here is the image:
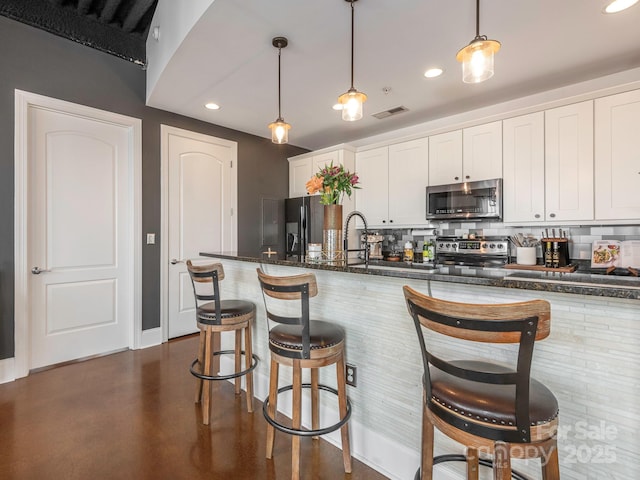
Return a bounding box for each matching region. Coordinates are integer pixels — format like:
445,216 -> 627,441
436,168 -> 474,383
350,0 -> 355,90
475,0 -> 480,37
277,46 -> 282,120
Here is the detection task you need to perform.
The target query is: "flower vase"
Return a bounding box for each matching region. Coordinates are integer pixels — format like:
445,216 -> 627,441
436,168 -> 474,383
323,204 -> 344,265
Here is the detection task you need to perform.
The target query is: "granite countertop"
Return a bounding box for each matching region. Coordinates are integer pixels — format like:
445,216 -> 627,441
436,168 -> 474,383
200,252 -> 640,300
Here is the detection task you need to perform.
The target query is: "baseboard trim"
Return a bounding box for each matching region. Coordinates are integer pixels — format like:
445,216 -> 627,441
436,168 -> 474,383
140,327 -> 163,349
0,357 -> 16,384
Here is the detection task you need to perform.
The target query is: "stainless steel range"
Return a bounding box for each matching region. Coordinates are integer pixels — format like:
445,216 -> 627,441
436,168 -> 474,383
436,236 -> 510,267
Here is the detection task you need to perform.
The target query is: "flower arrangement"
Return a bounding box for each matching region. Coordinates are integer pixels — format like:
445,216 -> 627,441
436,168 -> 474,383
305,162 -> 360,205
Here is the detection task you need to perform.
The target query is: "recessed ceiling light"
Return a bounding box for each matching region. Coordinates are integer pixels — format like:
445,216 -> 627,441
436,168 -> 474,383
603,0 -> 638,13
333,103 -> 344,111
205,102 -> 220,110
424,68 -> 444,78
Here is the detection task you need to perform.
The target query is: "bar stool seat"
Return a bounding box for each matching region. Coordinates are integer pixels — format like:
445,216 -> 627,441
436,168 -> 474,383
403,285 -> 560,480
257,268 -> 352,480
187,260 -> 258,426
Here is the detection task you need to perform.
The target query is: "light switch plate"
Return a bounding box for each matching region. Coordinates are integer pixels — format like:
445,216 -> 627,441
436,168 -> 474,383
146,233 -> 156,245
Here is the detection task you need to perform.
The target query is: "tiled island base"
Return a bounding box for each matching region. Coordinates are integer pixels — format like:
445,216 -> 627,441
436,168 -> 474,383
209,257 -> 639,480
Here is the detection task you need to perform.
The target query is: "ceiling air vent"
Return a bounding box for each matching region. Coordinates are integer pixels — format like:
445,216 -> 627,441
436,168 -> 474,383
372,106 -> 409,120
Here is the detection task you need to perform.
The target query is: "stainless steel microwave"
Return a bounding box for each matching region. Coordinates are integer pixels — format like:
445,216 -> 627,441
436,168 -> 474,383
426,178 -> 502,221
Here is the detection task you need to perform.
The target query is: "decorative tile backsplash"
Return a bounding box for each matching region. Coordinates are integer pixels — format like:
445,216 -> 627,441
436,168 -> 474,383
363,222 -> 640,261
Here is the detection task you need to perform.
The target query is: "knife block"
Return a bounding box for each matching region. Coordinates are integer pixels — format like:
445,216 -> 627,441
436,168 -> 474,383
541,238 -> 571,267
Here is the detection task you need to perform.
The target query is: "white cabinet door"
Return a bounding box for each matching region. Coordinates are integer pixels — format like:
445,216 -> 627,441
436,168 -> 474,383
289,157 -> 312,198
355,147 -> 389,226
595,89 -> 640,220
312,150 -> 341,172
545,101 -> 594,222
503,112 -> 545,223
428,130 -> 462,185
463,121 -> 502,182
388,138 -> 429,225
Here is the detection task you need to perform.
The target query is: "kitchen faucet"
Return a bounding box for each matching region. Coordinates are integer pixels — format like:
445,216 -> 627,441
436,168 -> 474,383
343,210 -> 369,267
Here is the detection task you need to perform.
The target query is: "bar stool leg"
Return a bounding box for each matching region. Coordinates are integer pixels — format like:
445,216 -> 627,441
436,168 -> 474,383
195,327 -> 206,403
494,441 -> 512,480
244,321 -> 254,413
266,358 -> 280,459
335,354 -> 352,473
202,327 -> 213,425
542,438 -> 560,480
212,331 -> 221,377
467,447 -> 479,480
421,391 -> 434,480
311,368 -> 319,440
234,329 -> 242,394
291,360 -> 303,480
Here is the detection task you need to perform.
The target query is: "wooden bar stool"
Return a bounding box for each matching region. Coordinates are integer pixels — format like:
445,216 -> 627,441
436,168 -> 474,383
403,285 -> 560,480
187,260 -> 258,425
256,268 -> 352,480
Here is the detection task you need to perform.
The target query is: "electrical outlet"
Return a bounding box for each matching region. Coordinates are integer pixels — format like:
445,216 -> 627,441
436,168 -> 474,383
346,363 -> 357,387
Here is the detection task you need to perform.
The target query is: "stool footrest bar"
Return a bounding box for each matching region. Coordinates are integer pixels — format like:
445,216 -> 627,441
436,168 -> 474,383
262,383 -> 352,437
414,455 -> 530,480
190,349 -> 259,381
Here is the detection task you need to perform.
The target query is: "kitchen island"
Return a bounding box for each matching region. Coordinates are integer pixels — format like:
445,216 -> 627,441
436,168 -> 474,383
201,252 -> 639,480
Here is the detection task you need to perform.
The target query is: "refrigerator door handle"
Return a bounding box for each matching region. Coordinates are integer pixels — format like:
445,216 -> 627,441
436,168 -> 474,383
300,205 -> 307,260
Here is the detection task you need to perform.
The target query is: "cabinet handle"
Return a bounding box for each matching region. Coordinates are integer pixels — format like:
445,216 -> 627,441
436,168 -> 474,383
454,176 -> 459,181
390,219 -> 393,223
382,220 -> 386,223
549,213 -> 556,218
534,214 -> 541,219
465,175 -> 470,179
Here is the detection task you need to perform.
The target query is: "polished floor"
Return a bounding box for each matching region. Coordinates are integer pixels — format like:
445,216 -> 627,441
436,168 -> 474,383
0,335 -> 388,480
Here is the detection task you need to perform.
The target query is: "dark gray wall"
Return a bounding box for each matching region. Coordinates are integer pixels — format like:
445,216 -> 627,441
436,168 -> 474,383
0,16 -> 308,360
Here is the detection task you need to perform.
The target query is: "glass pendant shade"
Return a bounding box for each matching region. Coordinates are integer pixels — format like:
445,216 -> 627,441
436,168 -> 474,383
269,118 -> 291,144
338,88 -> 367,121
456,38 -> 500,83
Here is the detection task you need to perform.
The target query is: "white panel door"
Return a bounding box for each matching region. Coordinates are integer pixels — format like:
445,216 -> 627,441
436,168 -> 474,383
595,90 -> 640,220
28,107 -> 132,369
545,101 -> 594,222
166,127 -> 237,339
288,157 -> 312,198
388,138 -> 429,225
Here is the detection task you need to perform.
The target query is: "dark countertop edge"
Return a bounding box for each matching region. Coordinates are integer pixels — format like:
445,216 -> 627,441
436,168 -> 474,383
200,253 -> 640,301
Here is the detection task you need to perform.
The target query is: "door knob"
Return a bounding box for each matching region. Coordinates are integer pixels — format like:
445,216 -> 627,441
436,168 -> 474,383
170,259 -> 184,265
31,267 -> 50,274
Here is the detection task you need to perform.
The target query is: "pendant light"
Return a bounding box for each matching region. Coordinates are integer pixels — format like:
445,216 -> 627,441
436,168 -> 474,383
456,0 -> 501,84
268,36 -> 291,144
338,0 -> 367,121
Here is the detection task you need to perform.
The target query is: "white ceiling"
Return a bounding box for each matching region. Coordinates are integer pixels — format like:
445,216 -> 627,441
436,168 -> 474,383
146,0 -> 640,151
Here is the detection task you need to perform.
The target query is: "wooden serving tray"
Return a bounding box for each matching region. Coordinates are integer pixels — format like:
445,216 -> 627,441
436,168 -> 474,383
504,263 -> 578,273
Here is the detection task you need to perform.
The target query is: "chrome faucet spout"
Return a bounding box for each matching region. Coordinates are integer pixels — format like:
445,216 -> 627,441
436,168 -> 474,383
343,210 -> 369,267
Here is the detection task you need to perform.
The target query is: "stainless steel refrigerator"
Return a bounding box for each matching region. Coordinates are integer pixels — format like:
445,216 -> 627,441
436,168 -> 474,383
285,196 -> 324,261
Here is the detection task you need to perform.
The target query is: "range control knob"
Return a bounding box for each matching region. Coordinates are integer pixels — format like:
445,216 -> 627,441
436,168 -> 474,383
481,243 -> 488,249
489,243 -> 496,249
445,243 -> 451,248
497,244 -> 504,249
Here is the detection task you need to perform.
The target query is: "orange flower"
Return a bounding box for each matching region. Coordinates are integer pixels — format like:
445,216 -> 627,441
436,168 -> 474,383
305,175 -> 323,195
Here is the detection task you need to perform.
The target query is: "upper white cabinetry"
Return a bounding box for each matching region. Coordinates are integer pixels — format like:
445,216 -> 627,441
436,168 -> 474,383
355,138 -> 429,227
595,89 -> 640,220
288,148 -> 355,199
503,103 -> 594,224
289,157 -> 313,198
428,122 -> 502,186
462,121 -> 503,182
428,130 -> 462,186
545,101 -> 594,222
503,112 -> 545,223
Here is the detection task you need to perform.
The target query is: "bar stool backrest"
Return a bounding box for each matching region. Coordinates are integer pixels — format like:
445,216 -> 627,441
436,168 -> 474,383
256,268 -> 318,359
403,285 -> 551,444
187,260 -> 225,325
